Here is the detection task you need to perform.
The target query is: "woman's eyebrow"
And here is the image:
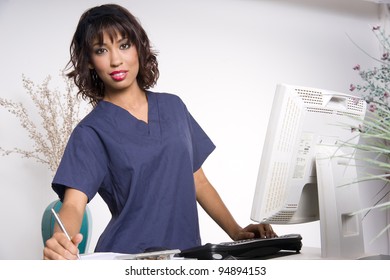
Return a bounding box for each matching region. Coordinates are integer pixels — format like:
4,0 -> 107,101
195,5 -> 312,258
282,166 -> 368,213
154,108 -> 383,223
91,39 -> 105,47
92,42 -> 103,47
117,37 -> 129,43
92,37 -> 129,47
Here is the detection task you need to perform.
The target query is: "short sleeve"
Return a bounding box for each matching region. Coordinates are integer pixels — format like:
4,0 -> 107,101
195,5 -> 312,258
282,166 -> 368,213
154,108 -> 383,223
187,112 -> 216,172
52,125 -> 108,202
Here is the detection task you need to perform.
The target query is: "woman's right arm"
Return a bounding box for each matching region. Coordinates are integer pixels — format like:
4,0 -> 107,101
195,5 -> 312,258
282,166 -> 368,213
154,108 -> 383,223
43,188 -> 88,260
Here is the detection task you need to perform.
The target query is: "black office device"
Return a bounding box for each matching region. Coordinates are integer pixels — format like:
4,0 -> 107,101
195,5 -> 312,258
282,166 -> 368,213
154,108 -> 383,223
179,234 -> 303,260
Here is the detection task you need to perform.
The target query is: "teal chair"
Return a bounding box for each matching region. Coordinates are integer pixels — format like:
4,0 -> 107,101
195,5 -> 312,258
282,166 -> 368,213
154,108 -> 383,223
41,200 -> 92,254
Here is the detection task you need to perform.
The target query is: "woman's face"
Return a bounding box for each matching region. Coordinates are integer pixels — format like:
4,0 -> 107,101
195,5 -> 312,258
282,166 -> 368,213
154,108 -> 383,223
89,31 -> 140,96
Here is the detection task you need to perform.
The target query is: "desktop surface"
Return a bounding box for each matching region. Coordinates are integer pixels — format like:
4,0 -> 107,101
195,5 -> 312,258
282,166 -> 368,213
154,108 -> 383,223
276,247 -> 390,260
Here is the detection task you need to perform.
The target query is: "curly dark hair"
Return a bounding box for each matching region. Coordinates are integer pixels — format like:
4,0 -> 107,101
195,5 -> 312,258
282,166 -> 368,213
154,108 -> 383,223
66,4 -> 159,106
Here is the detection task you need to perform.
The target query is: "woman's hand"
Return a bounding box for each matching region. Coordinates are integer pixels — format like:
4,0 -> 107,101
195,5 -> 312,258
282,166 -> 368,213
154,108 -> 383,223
43,232 -> 83,260
43,188 -> 88,260
233,223 -> 277,241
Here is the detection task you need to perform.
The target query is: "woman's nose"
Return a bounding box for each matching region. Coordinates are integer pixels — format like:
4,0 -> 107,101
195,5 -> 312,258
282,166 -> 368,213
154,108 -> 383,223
110,50 -> 123,67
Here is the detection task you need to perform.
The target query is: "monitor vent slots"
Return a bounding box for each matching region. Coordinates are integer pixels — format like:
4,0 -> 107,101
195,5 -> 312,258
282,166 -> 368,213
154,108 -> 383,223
265,161 -> 288,214
294,88 -> 323,105
295,87 -> 366,116
277,96 -> 302,153
306,107 -> 363,118
347,98 -> 365,113
268,211 -> 295,223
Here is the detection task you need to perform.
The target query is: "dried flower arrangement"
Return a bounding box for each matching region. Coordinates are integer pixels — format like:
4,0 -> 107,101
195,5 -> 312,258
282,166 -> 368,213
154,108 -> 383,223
0,73 -> 89,173
350,25 -> 390,115
348,25 -> 390,238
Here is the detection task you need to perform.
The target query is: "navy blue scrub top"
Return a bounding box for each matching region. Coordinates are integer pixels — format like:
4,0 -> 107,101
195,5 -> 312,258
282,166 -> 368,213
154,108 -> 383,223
52,91 -> 215,254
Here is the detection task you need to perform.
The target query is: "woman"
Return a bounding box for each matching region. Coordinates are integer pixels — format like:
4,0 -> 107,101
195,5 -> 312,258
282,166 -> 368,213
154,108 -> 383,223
43,4 -> 275,260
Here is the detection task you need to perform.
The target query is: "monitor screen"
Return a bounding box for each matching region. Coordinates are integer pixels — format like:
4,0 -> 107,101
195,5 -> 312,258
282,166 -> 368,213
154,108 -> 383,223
250,83 -> 367,258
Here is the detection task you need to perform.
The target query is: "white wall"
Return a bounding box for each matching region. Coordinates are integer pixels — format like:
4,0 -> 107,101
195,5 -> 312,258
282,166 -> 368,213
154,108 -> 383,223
0,0 -> 387,259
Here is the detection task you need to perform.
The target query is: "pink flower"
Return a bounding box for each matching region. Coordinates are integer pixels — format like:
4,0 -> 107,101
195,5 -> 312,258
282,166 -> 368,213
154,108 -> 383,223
349,84 -> 356,91
373,25 -> 380,31
384,92 -> 389,98
368,103 -> 377,112
382,52 -> 389,60
353,64 -> 360,71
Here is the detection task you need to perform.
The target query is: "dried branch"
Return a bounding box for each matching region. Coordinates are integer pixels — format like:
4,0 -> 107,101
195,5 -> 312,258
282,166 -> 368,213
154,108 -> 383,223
0,72 -> 89,173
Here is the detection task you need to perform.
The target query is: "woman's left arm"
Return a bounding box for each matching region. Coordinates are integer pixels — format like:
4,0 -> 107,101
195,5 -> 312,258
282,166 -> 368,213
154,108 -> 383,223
194,167 -> 277,240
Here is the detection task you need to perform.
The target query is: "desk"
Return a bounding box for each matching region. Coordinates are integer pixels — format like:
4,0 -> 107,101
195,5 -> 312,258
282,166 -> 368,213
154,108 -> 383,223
273,247 -> 390,260
81,247 -> 390,260
273,247 -> 322,260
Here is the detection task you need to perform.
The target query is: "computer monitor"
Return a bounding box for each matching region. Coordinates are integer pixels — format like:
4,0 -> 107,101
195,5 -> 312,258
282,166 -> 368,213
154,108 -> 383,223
250,83 -> 367,258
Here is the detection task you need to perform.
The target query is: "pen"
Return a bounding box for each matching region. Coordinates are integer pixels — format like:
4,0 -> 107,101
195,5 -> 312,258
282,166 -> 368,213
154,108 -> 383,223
51,208 -> 80,259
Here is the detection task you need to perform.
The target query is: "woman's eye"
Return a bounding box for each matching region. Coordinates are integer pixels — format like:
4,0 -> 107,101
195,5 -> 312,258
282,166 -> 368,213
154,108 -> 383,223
94,48 -> 106,55
120,43 -> 131,50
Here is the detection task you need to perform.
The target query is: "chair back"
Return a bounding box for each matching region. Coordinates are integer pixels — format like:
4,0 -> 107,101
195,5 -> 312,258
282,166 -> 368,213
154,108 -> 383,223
41,200 -> 92,254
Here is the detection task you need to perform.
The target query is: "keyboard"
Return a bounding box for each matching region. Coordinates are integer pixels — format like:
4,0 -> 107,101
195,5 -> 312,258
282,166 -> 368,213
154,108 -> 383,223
178,234 -> 302,260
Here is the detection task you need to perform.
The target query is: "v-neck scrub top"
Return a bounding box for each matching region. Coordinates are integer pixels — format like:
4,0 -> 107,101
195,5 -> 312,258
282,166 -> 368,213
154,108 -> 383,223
52,91 -> 216,254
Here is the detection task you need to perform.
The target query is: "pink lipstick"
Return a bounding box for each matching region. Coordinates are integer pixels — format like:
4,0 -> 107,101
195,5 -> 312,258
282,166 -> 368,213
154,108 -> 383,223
110,70 -> 128,81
